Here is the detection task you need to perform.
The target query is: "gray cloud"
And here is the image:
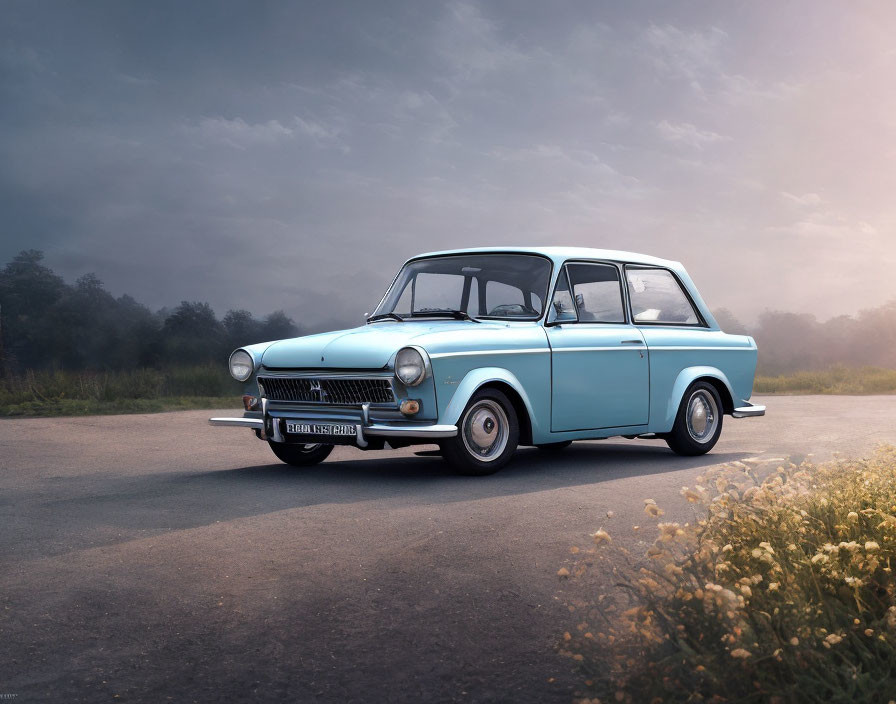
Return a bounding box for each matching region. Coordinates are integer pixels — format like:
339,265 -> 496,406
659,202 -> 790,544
2,0 -> 896,331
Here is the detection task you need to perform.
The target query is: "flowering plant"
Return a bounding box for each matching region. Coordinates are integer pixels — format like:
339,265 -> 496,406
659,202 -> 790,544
561,446 -> 896,703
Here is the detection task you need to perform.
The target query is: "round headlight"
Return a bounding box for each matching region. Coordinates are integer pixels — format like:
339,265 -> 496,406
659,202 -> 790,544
395,346 -> 427,386
229,349 -> 254,382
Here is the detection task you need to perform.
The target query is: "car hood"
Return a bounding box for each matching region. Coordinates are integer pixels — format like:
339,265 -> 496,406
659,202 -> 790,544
260,320 -> 519,370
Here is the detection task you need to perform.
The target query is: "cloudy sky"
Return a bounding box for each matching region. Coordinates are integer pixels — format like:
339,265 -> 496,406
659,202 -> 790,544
2,1 -> 895,330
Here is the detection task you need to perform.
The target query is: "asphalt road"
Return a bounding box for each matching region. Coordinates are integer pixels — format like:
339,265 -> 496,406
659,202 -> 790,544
2,395 -> 894,703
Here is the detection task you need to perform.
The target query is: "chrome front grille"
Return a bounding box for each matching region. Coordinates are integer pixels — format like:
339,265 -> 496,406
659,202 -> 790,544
258,376 -> 396,405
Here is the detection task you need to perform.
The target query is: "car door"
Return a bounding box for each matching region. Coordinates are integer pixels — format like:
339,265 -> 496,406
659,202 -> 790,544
546,261 -> 649,432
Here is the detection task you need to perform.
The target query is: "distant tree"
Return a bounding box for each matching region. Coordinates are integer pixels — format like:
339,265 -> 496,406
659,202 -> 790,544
753,311 -> 823,375
0,250 -> 67,370
115,294 -> 163,368
161,301 -> 225,365
223,309 -> 263,351
712,308 -> 750,335
259,310 -> 300,341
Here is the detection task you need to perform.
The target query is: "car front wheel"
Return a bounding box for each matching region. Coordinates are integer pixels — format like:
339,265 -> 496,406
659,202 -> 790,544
268,441 -> 334,467
665,382 -> 723,456
440,388 -> 519,475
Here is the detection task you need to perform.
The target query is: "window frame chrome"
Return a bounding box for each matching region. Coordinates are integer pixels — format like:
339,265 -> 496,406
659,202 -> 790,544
545,259 -> 632,327
622,264 -> 709,328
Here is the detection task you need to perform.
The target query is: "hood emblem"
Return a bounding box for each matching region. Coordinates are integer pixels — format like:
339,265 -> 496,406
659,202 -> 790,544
309,379 -> 327,402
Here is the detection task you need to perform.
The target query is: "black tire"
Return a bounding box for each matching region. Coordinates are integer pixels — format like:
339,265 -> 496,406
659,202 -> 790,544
268,441 -> 334,467
439,388 -> 519,476
665,381 -> 723,456
536,441 -> 572,452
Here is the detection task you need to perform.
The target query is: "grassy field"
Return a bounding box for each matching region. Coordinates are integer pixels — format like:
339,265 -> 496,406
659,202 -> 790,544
562,446 -> 896,703
1,364 -> 895,417
0,366 -> 241,417
755,366 -> 896,395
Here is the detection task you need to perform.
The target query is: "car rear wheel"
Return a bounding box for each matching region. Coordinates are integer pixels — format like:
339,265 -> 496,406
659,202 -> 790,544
268,441 -> 334,467
665,382 -> 723,456
440,388 -> 519,475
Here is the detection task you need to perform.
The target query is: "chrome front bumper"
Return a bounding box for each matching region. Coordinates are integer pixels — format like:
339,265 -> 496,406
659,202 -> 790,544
208,409 -> 457,447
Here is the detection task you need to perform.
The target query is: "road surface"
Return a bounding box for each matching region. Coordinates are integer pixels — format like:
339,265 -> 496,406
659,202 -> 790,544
1,395 -> 894,702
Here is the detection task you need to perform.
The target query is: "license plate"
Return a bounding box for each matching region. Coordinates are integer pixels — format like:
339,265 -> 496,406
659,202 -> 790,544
285,422 -> 356,436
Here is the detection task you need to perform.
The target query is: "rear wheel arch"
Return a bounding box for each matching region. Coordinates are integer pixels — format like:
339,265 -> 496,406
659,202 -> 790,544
693,375 -> 734,415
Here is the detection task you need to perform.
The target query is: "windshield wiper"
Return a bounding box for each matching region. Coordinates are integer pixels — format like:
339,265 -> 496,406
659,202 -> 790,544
366,312 -> 404,323
410,309 -> 481,323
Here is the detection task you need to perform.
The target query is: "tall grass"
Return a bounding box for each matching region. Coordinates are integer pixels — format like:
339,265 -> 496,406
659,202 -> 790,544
561,447 -> 896,703
755,365 -> 896,394
0,366 -> 242,416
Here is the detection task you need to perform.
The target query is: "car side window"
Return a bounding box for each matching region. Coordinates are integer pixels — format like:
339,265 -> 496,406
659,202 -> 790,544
485,280 -> 538,317
625,267 -> 700,325
547,269 -> 577,324
566,263 -> 625,323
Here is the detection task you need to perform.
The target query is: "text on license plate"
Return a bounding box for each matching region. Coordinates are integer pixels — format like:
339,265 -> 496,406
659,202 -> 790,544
285,422 -> 356,436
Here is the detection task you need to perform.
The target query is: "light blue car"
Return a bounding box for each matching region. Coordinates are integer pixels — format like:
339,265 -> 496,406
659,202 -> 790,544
211,247 -> 764,475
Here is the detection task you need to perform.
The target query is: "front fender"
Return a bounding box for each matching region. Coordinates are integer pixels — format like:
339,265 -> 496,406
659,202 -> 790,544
440,367 -> 541,436
661,366 -> 735,431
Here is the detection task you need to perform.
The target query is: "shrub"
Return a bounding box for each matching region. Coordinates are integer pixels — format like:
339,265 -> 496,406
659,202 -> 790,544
0,366 -> 240,407
562,447 -> 896,703
754,366 -> 896,394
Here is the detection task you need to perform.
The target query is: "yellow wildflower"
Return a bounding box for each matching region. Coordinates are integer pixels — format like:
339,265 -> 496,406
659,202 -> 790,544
644,503 -> 664,518
657,522 -> 683,542
592,529 -> 611,546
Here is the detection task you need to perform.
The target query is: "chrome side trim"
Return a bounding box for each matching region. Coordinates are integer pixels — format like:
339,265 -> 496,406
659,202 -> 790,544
364,424 -> 458,438
430,348 -> 548,359
732,404 -> 766,418
646,346 -> 754,352
209,417 -> 264,429
551,346 -> 646,353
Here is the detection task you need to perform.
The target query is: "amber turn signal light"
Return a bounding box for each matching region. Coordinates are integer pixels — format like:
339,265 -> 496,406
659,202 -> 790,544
400,399 -> 420,416
242,395 -> 260,411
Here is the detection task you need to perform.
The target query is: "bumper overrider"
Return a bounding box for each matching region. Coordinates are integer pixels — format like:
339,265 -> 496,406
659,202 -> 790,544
732,401 -> 766,418
209,400 -> 457,448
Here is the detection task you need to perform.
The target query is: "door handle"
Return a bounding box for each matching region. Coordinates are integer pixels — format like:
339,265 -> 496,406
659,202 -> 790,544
620,339 -> 643,345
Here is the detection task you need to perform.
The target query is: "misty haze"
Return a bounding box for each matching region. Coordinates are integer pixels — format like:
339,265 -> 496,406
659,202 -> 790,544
2,2 -> 896,333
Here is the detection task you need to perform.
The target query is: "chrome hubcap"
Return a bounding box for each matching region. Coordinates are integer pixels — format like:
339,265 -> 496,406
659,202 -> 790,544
462,400 -> 509,462
686,390 -> 718,443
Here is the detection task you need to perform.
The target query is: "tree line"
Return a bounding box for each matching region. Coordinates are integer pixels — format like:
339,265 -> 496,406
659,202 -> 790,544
714,306 -> 896,375
2,249 -> 895,376
0,250 -> 300,374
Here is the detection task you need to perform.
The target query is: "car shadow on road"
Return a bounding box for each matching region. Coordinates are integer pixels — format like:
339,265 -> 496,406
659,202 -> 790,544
194,440 -> 746,502
7,442 -> 750,561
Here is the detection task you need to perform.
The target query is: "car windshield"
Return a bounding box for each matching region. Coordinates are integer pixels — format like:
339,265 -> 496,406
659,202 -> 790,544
372,253 -> 553,321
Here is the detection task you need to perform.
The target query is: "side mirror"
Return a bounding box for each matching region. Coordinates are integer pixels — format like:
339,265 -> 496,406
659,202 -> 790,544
546,299 -> 576,327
